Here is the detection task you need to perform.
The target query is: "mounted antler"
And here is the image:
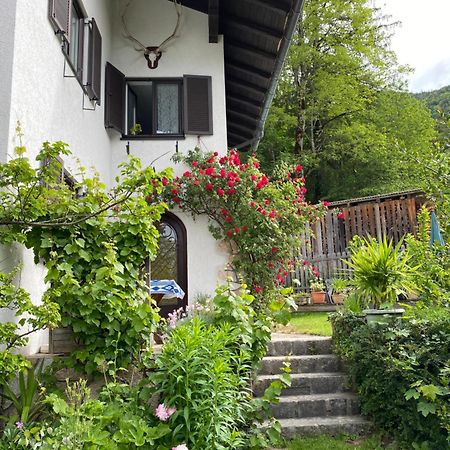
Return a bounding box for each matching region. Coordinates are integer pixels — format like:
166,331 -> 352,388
121,0 -> 182,69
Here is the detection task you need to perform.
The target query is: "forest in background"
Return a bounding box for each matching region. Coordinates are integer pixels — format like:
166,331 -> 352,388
257,0 -> 449,219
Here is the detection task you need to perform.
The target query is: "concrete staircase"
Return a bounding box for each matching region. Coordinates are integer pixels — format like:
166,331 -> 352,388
256,333 -> 371,438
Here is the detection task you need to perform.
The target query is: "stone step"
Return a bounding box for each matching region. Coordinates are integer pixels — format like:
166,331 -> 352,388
274,416 -> 372,438
270,392 -> 360,419
267,336 -> 332,357
260,354 -> 341,375
254,373 -> 350,397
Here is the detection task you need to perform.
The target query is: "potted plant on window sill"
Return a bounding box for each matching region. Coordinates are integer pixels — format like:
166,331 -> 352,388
345,235 -> 419,323
310,279 -> 326,304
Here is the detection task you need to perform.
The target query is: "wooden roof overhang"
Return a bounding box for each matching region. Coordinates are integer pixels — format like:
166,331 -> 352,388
173,0 -> 304,151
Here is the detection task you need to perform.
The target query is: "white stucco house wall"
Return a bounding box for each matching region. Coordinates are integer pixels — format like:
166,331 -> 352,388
0,0 -> 302,355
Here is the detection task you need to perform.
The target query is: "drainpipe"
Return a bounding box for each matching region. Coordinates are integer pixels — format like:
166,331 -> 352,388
250,0 -> 304,151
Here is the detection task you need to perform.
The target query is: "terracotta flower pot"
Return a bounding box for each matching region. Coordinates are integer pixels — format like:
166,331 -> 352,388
311,291 -> 326,304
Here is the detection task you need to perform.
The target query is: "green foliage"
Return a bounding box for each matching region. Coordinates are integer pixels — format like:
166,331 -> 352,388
402,112 -> 450,238
331,309 -> 450,448
414,85 -> 450,118
151,317 -> 250,449
405,207 -> 450,305
346,235 -> 419,309
41,379 -> 171,449
0,140 -> 171,373
258,0 -> 437,202
0,362 -> 47,425
287,433 -> 399,450
0,268 -> 60,382
162,148 -> 325,297
151,308 -> 292,450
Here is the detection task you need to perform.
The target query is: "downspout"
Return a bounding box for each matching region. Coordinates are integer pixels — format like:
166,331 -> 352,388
250,0 -> 304,151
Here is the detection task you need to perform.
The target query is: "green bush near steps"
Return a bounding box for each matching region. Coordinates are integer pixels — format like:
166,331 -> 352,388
330,309 -> 450,449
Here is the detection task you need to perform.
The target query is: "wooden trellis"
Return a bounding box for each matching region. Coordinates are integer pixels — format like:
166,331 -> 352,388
291,190 -> 426,291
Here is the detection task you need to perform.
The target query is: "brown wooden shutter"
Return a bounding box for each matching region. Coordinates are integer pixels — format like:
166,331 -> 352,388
183,75 -> 213,135
104,62 -> 125,133
86,18 -> 102,104
48,0 -> 71,41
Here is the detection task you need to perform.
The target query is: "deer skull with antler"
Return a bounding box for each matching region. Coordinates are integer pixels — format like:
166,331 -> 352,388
121,0 -> 182,69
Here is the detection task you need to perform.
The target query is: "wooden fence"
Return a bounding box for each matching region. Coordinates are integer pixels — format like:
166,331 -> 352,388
291,190 -> 426,291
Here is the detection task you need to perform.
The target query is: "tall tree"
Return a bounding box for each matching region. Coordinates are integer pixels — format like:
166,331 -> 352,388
258,0 -> 436,202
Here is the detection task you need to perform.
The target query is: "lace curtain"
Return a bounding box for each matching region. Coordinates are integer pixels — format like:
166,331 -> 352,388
156,84 -> 179,134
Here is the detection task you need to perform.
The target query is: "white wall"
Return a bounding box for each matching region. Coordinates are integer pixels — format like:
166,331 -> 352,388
1,0 -> 230,355
6,0 -> 114,180
109,0 -> 229,299
0,0 -> 17,162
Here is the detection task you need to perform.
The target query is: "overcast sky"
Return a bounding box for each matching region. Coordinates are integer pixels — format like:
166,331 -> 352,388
374,0 -> 450,93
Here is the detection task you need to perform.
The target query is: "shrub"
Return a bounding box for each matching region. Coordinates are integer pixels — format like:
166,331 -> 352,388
0,141 -> 170,373
405,206 -> 450,305
151,318 -> 251,449
345,235 -> 419,309
160,148 -> 326,299
331,309 -> 450,448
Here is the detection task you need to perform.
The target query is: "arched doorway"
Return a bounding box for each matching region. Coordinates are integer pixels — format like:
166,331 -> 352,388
150,212 -> 188,317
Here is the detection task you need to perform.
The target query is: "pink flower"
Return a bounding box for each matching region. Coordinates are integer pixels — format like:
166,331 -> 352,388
183,171 -> 191,178
172,445 -> 188,450
205,183 -> 214,190
295,164 -> 303,172
162,177 -> 169,186
191,161 -> 199,167
155,403 -> 176,421
338,211 -> 346,219
322,200 -> 330,207
15,421 -> 24,429
217,188 -> 225,197
205,167 -> 215,176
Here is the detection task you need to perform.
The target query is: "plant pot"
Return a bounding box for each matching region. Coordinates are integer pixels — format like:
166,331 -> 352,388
363,308 -> 405,324
311,291 -> 326,304
332,293 -> 346,305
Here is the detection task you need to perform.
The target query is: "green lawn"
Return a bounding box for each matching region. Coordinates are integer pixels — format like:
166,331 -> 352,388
284,434 -> 399,449
276,312 -> 332,336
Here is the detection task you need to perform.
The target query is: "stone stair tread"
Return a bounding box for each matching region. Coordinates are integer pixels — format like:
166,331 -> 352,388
263,354 -> 336,360
257,372 -> 346,381
267,415 -> 372,437
275,415 -> 371,428
271,333 -> 332,341
277,392 -> 358,403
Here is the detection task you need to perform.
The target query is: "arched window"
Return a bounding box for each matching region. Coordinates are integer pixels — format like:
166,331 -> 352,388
150,213 -> 187,316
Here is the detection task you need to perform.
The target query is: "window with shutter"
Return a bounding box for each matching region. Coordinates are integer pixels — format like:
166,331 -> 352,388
48,0 -> 70,40
105,62 -> 125,133
86,18 -> 102,105
183,75 -> 213,135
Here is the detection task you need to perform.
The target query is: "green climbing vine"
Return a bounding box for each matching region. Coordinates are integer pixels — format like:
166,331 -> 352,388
0,134 -> 171,374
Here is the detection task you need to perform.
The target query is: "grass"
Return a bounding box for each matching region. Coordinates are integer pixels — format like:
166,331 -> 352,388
283,434 -> 399,449
275,312 -> 332,336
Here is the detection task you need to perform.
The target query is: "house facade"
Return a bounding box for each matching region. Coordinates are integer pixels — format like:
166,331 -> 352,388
0,0 -> 302,354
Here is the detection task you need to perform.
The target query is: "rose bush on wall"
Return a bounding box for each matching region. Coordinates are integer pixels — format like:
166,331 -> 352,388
159,148 -> 326,300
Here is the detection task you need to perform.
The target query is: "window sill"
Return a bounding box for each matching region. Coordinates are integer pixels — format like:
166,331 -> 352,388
121,135 -> 186,141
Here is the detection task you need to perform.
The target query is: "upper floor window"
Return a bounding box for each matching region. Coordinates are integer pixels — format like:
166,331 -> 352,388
48,0 -> 102,105
127,80 -> 182,137
104,62 -> 213,139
